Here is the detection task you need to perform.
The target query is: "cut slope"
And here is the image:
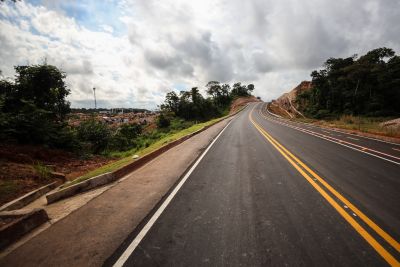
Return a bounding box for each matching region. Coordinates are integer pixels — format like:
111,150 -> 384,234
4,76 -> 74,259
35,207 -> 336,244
230,96 -> 261,114
274,81 -> 312,118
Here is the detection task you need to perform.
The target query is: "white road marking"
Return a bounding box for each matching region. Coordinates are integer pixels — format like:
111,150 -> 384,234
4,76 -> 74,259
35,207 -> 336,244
347,137 -> 359,141
258,107 -> 400,165
113,119 -> 234,267
263,105 -> 400,146
392,148 -> 400,152
322,130 -> 331,134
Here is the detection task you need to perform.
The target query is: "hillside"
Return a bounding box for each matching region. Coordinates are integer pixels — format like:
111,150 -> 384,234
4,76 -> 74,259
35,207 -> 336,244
230,96 -> 262,114
271,81 -> 312,118
269,82 -> 400,140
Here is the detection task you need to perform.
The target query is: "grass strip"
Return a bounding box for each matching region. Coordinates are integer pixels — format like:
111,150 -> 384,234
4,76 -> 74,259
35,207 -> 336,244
62,115 -> 229,188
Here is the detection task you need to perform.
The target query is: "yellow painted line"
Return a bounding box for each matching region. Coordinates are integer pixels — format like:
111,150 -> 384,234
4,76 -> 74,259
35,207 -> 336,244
257,108 -> 400,252
249,110 -> 400,266
253,110 -> 400,253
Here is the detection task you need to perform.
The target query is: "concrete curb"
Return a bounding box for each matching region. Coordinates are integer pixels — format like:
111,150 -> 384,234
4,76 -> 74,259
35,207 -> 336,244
0,208 -> 49,251
46,172 -> 115,204
0,181 -> 60,212
45,114 -> 238,204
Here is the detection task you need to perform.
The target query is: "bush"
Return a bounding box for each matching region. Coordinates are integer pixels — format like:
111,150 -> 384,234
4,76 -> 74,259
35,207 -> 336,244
33,162 -> 52,181
109,123 -> 142,151
77,119 -> 111,153
157,113 -> 171,128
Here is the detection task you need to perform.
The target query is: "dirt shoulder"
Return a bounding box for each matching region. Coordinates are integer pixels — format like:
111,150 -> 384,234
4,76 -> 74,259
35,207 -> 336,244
0,116 -> 233,266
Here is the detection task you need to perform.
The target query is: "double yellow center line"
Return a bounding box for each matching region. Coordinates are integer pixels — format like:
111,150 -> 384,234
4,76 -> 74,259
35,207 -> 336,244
249,107 -> 400,266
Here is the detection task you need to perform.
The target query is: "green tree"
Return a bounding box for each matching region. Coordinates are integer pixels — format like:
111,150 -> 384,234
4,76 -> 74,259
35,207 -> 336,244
0,64 -> 72,146
297,47 -> 400,118
13,65 -> 70,120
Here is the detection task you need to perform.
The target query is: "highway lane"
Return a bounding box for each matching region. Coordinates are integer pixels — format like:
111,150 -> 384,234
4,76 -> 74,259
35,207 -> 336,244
109,103 -> 399,266
256,103 -> 400,238
263,103 -> 400,163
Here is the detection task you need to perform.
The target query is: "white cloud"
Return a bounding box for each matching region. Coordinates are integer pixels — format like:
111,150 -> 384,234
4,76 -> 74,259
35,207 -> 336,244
0,0 -> 399,108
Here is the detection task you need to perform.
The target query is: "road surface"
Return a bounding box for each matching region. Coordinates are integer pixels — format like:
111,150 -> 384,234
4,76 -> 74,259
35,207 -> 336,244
108,103 -> 400,266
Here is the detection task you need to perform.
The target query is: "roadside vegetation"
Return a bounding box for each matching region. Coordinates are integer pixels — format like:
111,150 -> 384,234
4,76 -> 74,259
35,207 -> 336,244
296,47 -> 400,119
0,63 -> 255,202
311,115 -> 400,138
288,47 -> 400,138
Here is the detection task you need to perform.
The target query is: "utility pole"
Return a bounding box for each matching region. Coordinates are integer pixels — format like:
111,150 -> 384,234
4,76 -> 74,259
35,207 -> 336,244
93,87 -> 97,110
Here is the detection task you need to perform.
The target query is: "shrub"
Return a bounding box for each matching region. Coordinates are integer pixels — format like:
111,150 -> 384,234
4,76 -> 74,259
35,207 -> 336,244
77,119 -> 111,153
157,113 -> 171,128
33,162 -> 52,181
109,123 -> 142,151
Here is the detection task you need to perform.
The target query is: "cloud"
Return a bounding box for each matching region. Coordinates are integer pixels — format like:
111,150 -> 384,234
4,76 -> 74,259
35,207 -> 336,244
0,0 -> 399,107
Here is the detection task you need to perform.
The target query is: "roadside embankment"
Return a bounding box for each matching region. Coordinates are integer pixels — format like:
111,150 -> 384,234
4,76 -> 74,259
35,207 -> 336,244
0,111 -> 237,266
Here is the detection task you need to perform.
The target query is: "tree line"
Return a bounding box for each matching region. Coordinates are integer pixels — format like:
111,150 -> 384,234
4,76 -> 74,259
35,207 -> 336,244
296,47 -> 400,118
0,64 -> 144,153
158,81 -> 254,126
0,63 -> 255,155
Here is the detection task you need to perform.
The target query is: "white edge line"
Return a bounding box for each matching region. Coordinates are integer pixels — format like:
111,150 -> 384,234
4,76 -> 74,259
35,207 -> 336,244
266,104 -> 400,146
264,103 -> 283,118
113,118 -> 234,267
263,102 -> 400,146
258,107 -> 400,166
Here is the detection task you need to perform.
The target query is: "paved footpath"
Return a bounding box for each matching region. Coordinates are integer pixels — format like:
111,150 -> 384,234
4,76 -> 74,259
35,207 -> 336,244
0,118 -> 232,267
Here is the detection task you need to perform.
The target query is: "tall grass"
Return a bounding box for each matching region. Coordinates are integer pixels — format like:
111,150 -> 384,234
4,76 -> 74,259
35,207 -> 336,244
321,115 -> 400,137
33,162 -> 52,181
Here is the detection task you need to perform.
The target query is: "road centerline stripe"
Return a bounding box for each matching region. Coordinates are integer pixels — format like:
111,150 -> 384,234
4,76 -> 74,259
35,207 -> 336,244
250,106 -> 399,266
258,109 -> 400,165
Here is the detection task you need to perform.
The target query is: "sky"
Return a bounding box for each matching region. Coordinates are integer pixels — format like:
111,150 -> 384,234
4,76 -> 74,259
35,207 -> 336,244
0,0 -> 399,109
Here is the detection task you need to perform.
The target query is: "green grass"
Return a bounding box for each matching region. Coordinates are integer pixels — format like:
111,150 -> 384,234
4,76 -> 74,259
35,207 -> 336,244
33,162 -> 52,181
62,115 -> 229,188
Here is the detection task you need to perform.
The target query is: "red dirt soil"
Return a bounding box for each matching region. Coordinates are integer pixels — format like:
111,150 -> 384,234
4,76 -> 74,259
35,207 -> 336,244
230,96 -> 261,114
0,144 -> 115,206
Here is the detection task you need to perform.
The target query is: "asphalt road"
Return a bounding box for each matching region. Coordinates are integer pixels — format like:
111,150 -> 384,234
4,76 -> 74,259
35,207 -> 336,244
108,103 -> 400,266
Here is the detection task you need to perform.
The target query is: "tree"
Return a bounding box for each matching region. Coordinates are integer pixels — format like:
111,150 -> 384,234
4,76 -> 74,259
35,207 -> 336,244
0,64 -> 72,146
13,64 -> 71,121
163,91 -> 180,114
232,82 -> 251,97
160,81 -> 253,122
247,84 -> 255,94
297,47 -> 400,118
206,81 -> 222,99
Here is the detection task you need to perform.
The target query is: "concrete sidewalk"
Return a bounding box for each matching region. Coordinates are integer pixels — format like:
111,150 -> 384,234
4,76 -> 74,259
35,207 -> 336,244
0,118 -> 232,267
